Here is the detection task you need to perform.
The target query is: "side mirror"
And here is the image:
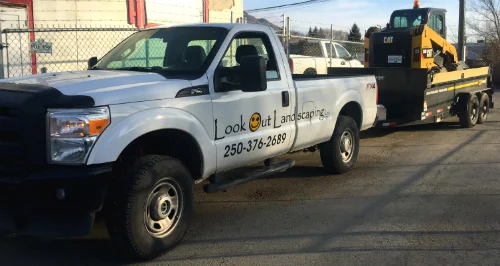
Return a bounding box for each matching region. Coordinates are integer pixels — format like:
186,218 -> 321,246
239,55 -> 267,92
87,57 -> 98,70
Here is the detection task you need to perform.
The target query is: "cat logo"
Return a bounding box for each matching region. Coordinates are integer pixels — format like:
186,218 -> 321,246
384,37 -> 394,44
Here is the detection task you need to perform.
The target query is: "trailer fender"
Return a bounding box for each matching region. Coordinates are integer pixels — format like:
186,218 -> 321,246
455,93 -> 472,113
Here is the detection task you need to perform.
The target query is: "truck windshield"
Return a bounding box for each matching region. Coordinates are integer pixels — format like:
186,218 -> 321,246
391,10 -> 427,28
96,27 -> 228,75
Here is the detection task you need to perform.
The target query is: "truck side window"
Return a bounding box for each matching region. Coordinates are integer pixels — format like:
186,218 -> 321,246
216,31 -> 280,91
335,44 -> 351,59
325,43 -> 338,58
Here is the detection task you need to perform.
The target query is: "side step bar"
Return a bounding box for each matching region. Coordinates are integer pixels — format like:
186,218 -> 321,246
203,159 -> 296,193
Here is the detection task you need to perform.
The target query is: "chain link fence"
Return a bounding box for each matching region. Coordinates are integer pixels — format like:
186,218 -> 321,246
0,15 -> 365,78
1,28 -> 138,78
250,15 -> 365,74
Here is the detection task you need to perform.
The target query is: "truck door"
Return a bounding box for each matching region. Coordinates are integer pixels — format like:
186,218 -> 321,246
211,30 -> 294,173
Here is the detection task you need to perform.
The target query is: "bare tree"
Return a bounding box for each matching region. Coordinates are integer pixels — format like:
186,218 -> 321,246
468,0 -> 500,63
468,0 -> 500,40
447,25 -> 459,43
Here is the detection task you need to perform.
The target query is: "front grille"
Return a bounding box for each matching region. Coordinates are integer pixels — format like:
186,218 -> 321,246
0,86 -> 51,177
0,113 -> 27,177
0,82 -> 95,178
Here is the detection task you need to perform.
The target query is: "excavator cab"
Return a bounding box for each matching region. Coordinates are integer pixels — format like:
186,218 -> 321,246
390,8 -> 447,38
364,1 -> 459,71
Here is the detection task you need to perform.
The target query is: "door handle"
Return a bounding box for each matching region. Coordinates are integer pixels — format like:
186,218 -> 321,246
341,61 -> 346,65
282,91 -> 290,107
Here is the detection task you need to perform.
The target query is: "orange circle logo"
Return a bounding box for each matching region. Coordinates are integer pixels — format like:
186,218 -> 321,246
249,113 -> 261,132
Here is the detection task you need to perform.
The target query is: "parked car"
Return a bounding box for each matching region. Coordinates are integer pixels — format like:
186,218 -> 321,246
289,39 -> 364,74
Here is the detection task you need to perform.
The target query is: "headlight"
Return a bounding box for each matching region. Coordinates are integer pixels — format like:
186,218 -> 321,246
47,107 -> 110,164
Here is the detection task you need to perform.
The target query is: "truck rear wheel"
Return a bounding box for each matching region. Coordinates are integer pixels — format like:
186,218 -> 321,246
320,116 -> 360,174
459,94 -> 480,128
106,155 -> 194,261
478,92 -> 490,124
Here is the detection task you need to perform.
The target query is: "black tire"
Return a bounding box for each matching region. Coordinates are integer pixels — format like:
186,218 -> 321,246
304,68 -> 317,75
459,94 -> 480,128
478,92 -> 490,124
319,116 -> 360,174
106,155 -> 194,261
0,230 -> 9,238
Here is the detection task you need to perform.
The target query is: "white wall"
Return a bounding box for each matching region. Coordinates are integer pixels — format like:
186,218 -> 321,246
146,0 -> 203,26
32,0 -> 133,28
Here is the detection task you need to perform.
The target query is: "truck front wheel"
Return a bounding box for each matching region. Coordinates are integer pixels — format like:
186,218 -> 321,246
320,116 -> 360,174
106,155 -> 194,261
459,94 -> 480,128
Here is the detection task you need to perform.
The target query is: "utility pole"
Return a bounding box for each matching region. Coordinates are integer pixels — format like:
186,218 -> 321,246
458,0 -> 466,61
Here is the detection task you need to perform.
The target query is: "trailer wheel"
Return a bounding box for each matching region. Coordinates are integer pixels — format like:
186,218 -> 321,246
320,115 -> 360,174
478,92 -> 490,124
106,155 -> 194,261
459,94 -> 480,128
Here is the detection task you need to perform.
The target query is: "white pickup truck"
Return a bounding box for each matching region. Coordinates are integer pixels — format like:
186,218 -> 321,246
289,39 -> 364,74
0,23 -> 381,260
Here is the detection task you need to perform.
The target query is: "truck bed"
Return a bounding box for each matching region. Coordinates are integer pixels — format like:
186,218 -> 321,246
292,73 -> 373,80
289,72 -> 379,136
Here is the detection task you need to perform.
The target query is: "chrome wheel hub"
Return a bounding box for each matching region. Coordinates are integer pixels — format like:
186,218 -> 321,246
144,178 -> 183,238
340,130 -> 354,163
482,105 -> 488,119
471,101 -> 479,122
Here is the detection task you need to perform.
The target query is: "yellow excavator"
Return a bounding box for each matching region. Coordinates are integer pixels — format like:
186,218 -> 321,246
363,0 -> 488,75
330,0 -> 493,128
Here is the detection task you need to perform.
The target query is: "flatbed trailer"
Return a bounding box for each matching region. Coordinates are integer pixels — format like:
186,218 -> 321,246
328,66 -> 494,128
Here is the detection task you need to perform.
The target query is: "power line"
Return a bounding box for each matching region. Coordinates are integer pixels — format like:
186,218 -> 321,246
245,0 -> 334,13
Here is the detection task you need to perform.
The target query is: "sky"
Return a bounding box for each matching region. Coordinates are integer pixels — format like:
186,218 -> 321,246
244,0 -> 460,40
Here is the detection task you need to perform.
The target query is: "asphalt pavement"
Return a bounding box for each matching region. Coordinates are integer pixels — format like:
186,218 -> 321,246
2,93 -> 500,266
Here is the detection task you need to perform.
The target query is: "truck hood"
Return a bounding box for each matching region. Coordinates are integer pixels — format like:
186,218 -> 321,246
0,70 -> 194,105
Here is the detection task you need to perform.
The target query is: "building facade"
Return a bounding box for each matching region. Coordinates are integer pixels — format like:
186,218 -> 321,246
0,0 -> 244,77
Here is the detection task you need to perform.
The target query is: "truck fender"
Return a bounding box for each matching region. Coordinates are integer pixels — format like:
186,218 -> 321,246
331,90 -> 364,131
86,107 -> 216,177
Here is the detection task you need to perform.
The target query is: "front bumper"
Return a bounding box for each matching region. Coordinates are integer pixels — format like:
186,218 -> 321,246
0,164 -> 112,237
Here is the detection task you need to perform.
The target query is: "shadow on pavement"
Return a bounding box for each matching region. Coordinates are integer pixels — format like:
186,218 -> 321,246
0,235 -> 122,266
360,121 -> 463,139
0,127 -> 494,264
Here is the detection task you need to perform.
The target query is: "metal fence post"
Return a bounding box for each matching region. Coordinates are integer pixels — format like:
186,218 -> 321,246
282,13 -> 286,37
286,16 -> 290,59
0,29 -> 4,79
282,13 -> 287,55
330,24 -> 333,67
